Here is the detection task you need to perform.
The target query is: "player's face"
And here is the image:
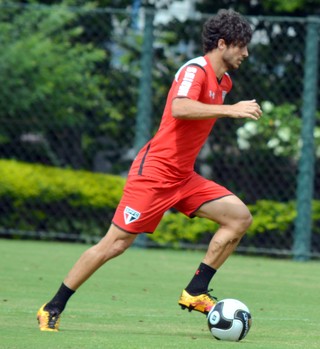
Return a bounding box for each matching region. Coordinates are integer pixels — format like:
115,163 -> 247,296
222,44 -> 249,71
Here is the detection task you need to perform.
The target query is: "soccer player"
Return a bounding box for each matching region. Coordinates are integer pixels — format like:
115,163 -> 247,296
37,9 -> 262,331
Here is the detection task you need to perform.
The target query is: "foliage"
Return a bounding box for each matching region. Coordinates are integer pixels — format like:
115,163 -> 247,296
197,0 -> 320,16
152,199 -> 320,247
2,160 -> 320,246
153,214 -> 219,246
247,200 -> 296,235
1,1 -> 319,174
150,200 -> 297,246
0,160 -> 125,237
0,0 -> 133,6
7,0 -> 320,16
0,160 -> 125,207
236,102 -> 320,160
0,3 -> 107,128
260,0 -> 320,14
0,2 -> 140,170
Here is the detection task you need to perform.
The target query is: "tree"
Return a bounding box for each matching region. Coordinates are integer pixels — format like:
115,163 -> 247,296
0,2 -> 134,169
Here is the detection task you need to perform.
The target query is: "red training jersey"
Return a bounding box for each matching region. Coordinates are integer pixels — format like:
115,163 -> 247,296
129,55 -> 232,180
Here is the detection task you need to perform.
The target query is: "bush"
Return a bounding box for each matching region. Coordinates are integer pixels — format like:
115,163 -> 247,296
236,102 -> 320,159
0,160 -> 125,239
1,160 -> 319,245
152,199 -> 320,247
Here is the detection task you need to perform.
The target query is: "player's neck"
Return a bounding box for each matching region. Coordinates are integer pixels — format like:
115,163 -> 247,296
206,51 -> 228,80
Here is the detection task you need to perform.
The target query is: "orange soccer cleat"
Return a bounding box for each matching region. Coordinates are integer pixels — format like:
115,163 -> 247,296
37,304 -> 61,332
178,289 -> 217,314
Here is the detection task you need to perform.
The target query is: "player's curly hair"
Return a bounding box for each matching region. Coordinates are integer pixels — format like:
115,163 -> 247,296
202,9 -> 253,53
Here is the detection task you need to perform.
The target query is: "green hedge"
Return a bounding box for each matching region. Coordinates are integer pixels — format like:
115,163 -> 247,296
0,160 -> 319,244
153,200 -> 320,248
0,160 -> 125,238
152,201 -> 297,245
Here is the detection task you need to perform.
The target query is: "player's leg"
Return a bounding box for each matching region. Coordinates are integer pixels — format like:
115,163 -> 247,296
37,174 -> 176,331
37,224 -> 137,331
64,224 -> 137,290
196,195 -> 252,269
179,195 -> 251,314
176,173 -> 252,314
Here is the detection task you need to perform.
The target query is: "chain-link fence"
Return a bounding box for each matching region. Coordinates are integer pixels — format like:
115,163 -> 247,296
0,4 -> 319,258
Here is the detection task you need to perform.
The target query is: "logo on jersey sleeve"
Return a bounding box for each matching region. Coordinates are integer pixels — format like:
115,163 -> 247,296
177,66 -> 197,96
124,206 -> 141,224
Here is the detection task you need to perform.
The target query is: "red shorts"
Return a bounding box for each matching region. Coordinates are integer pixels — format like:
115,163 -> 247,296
112,172 -> 233,234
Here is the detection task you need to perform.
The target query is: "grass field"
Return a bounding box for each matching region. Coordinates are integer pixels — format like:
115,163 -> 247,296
0,239 -> 319,349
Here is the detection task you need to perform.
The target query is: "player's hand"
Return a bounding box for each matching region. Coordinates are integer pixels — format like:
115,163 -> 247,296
230,100 -> 262,120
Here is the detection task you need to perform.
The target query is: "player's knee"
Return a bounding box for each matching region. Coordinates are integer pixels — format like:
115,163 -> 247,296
94,237 -> 131,263
234,208 -> 252,236
110,239 -> 130,257
222,206 -> 252,239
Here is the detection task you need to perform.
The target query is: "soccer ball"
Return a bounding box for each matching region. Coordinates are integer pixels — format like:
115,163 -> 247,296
207,298 -> 252,341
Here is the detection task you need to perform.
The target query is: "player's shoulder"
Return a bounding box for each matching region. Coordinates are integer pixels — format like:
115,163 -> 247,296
175,56 -> 207,81
184,56 -> 208,69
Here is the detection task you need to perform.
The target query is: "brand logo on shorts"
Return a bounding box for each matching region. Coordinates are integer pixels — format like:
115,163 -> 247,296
124,206 -> 141,224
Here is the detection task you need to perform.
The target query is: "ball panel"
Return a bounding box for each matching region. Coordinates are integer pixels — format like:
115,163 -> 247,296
220,299 -> 249,317
208,302 -> 233,329
235,309 -> 252,340
210,319 -> 244,341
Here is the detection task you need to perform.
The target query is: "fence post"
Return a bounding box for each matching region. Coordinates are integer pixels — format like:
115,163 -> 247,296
133,7 -> 154,247
293,16 -> 320,261
134,7 -> 154,153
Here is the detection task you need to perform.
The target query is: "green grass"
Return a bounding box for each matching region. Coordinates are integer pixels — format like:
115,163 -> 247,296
0,239 -> 319,349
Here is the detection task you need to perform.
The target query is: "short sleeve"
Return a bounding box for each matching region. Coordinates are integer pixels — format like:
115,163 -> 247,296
171,65 -> 206,101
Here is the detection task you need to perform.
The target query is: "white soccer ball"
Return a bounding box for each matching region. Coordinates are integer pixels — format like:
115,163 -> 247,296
207,298 -> 252,341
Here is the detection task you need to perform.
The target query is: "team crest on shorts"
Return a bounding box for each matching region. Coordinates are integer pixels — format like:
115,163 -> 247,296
124,206 -> 141,224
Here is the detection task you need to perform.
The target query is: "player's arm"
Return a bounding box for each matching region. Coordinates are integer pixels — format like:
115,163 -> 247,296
171,97 -> 262,121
